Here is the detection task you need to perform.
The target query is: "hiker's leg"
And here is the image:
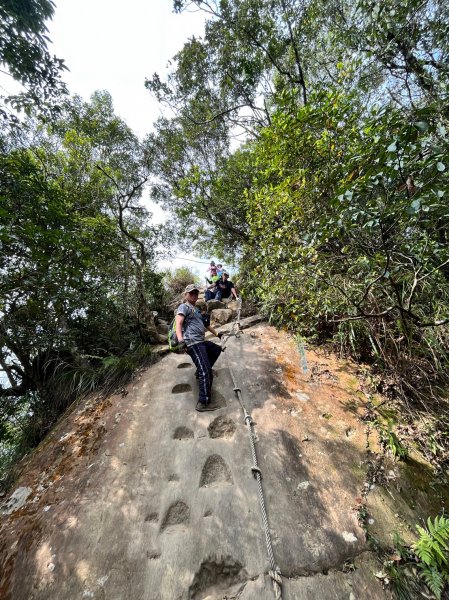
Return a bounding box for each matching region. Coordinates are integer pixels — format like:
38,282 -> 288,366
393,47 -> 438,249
187,343 -> 212,404
215,289 -> 222,301
205,290 -> 215,301
203,342 -> 222,396
205,340 -> 222,369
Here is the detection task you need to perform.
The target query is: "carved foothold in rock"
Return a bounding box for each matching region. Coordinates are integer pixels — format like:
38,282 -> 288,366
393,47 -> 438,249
200,455 -> 233,488
188,556 -> 248,600
160,500 -> 190,531
208,416 -> 237,439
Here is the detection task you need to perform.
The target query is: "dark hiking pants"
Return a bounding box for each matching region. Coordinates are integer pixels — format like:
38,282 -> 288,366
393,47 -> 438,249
205,290 -> 217,301
187,341 -> 222,404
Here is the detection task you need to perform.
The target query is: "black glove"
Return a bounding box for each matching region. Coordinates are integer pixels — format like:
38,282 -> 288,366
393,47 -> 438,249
217,331 -> 224,339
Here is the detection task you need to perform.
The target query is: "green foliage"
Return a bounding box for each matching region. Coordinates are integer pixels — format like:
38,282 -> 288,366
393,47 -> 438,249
414,516 -> 449,571
240,84 -> 449,401
384,534 -> 423,600
384,522 -> 449,599
147,112 -> 251,260
0,0 -> 67,116
419,566 -> 446,599
0,92 -> 166,482
164,267 -> 200,299
53,343 -> 157,399
155,0 -> 449,371
147,114 -> 252,260
146,1 -> 449,433
387,516 -> 449,599
378,421 -> 409,460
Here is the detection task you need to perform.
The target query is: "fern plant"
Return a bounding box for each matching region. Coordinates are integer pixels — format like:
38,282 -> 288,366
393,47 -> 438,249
376,419 -> 409,459
386,427 -> 408,459
414,515 -> 449,599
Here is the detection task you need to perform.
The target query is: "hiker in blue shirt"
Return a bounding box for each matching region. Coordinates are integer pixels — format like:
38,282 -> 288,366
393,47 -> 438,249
175,284 -> 223,412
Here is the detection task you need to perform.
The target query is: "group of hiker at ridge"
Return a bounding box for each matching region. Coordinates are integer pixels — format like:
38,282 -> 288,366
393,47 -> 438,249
204,261 -> 238,302
175,260 -> 240,413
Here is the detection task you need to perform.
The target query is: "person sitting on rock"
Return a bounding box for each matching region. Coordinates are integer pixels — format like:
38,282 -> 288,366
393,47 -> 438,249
215,271 -> 238,302
176,284 -> 224,412
205,266 -> 220,301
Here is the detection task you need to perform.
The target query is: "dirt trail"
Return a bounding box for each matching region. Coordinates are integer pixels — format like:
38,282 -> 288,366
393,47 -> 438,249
1,321 -> 446,599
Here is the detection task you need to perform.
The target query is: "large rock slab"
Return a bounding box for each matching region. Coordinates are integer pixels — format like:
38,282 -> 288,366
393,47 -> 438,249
0,321 -> 393,600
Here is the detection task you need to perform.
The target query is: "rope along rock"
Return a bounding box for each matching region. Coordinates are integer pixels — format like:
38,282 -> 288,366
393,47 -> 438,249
220,302 -> 283,600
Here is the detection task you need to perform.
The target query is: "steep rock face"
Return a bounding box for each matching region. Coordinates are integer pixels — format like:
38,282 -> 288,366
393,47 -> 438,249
5,322 -> 444,599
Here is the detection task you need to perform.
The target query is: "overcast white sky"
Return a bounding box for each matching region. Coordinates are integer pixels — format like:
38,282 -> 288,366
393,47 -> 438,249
48,0 -> 205,137
44,0 -> 226,274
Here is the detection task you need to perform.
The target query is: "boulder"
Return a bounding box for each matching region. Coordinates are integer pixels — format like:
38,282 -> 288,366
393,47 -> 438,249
156,322 -> 169,335
196,299 -> 207,312
224,299 -> 238,314
210,308 -> 234,327
207,299 -> 226,311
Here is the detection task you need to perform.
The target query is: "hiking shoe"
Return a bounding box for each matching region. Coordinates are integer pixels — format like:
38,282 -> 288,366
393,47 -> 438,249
195,401 -> 220,412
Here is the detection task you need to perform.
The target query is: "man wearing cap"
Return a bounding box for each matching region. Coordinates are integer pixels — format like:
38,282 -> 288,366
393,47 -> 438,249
176,284 -> 223,411
215,271 -> 238,302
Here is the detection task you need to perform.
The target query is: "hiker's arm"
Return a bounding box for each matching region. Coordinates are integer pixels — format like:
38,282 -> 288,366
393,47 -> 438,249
206,325 -> 223,339
175,314 -> 185,343
231,286 -> 238,299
